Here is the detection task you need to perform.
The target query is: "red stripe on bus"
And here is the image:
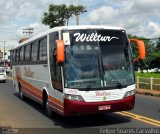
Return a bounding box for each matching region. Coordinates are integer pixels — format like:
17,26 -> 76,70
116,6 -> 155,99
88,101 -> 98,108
22,85 -> 42,101
49,96 -> 64,107
19,79 -> 64,109
49,101 -> 64,112
21,79 -> 42,95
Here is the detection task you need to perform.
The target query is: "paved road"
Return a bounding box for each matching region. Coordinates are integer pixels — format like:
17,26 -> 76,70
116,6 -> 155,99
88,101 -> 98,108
131,94 -> 160,121
0,78 -> 159,134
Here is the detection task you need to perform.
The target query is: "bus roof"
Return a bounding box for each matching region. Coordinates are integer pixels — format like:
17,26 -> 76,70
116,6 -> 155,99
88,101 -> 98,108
48,25 -> 125,35
12,25 -> 125,50
51,25 -> 125,31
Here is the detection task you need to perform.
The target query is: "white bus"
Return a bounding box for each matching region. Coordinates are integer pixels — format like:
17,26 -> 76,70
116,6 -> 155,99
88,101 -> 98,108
11,25 -> 145,116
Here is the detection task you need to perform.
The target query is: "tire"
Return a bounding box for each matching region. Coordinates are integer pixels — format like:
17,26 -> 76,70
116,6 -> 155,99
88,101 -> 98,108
3,80 -> 6,83
43,96 -> 53,118
19,85 -> 25,101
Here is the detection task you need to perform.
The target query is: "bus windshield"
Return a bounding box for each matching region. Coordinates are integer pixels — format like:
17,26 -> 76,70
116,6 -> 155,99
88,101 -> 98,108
63,29 -> 134,90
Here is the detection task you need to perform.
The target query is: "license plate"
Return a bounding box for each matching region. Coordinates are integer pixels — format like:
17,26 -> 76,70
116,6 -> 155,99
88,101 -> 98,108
98,105 -> 111,111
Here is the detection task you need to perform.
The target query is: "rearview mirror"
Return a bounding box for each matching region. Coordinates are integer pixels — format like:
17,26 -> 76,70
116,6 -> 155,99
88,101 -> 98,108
129,39 -> 146,60
56,40 -> 64,64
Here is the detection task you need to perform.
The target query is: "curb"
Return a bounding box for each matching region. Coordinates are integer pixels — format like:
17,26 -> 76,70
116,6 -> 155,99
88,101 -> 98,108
136,88 -> 160,97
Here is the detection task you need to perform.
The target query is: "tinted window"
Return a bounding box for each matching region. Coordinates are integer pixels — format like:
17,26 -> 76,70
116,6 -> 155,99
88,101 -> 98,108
15,49 -> 19,62
20,47 -> 24,61
39,38 -> 47,61
49,32 -> 63,91
31,41 -> 38,62
25,44 -> 31,61
12,50 -> 15,64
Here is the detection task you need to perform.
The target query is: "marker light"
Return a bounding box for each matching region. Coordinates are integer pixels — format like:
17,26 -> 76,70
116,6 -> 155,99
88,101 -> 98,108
123,90 -> 135,98
65,94 -> 84,101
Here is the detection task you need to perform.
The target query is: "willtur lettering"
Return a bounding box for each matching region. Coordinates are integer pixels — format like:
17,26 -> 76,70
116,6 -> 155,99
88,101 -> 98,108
74,33 -> 119,42
95,91 -> 111,96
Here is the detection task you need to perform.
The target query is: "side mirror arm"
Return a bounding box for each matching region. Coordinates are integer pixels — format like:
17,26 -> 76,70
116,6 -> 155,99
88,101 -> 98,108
129,39 -> 146,60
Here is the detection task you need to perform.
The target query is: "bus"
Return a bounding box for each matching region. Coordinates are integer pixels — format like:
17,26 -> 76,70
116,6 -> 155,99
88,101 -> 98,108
11,25 -> 145,116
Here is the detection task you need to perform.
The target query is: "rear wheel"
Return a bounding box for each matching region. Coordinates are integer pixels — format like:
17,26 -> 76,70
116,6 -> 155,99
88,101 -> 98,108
19,84 -> 25,100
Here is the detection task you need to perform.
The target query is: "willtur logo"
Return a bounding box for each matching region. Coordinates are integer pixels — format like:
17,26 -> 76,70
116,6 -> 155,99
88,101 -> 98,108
95,91 -> 111,100
74,33 -> 119,42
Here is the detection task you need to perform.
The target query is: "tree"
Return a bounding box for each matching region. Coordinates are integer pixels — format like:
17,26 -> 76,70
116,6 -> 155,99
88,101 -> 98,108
128,34 -> 154,71
155,37 -> 160,50
150,38 -> 160,71
42,4 -> 86,28
128,34 -> 160,72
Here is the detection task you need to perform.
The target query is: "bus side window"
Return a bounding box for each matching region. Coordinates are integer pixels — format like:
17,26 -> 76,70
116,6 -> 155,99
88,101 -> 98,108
15,49 -> 20,63
12,50 -> 15,64
49,32 -> 63,92
31,41 -> 39,62
39,37 -> 47,62
53,50 -> 63,91
20,47 -> 24,62
25,44 -> 31,62
24,45 -> 26,62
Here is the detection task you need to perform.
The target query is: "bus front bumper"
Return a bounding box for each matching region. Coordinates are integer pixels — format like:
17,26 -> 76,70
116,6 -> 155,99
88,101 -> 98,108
64,95 -> 135,116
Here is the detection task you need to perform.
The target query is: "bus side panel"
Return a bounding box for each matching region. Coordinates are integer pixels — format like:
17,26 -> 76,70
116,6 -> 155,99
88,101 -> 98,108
13,64 -> 51,104
14,64 -> 65,115
12,66 -> 20,92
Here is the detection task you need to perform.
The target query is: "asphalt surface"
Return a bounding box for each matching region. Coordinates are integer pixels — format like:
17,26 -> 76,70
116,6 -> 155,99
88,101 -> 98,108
131,94 -> 160,121
0,77 -> 159,134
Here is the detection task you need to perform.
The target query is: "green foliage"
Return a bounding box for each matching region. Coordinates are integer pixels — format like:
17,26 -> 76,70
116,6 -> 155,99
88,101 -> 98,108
136,72 -> 160,78
156,38 -> 160,49
135,72 -> 160,90
129,35 -> 160,71
148,38 -> 160,69
42,4 -> 86,28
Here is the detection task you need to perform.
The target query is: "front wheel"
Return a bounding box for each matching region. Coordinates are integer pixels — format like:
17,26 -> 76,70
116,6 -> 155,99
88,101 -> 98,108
43,97 -> 53,118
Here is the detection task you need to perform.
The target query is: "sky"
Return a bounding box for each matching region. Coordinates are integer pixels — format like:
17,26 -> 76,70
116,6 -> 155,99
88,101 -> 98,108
0,0 -> 160,49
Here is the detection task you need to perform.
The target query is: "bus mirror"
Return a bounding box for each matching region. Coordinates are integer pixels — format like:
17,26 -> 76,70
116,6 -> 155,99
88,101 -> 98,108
129,39 -> 146,60
56,40 -> 65,64
133,58 -> 138,62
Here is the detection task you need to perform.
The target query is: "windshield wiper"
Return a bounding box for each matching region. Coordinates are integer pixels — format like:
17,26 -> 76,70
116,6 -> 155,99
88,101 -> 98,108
85,86 -> 92,91
111,79 -> 123,89
104,67 -> 123,89
84,81 -> 98,91
97,52 -> 104,79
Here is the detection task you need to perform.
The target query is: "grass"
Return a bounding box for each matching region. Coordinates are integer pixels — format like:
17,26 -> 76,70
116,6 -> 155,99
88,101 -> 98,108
135,72 -> 160,78
135,72 -> 160,90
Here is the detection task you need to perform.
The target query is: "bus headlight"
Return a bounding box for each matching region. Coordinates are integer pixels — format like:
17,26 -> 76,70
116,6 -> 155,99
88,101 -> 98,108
65,94 -> 84,101
123,90 -> 135,98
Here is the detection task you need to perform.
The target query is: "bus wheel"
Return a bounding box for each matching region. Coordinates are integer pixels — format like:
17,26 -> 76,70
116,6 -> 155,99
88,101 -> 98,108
19,84 -> 25,100
43,95 -> 53,118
